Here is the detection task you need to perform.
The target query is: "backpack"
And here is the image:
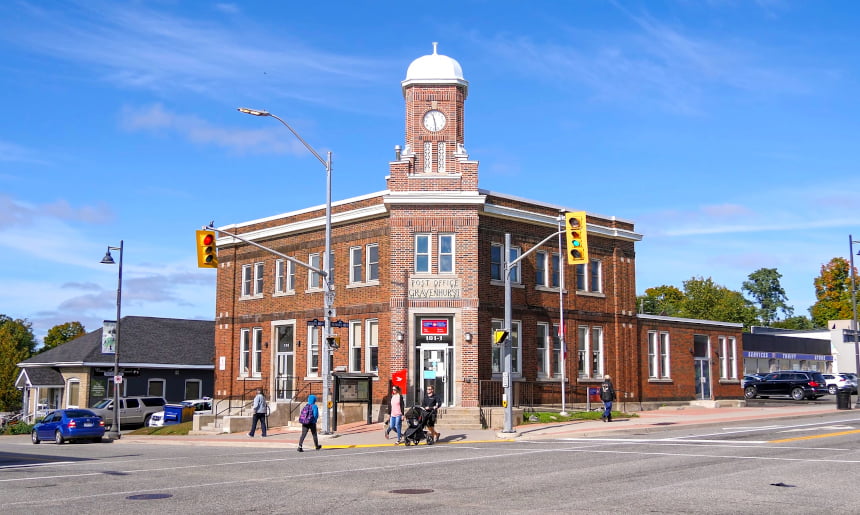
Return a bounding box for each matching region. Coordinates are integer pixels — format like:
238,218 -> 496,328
298,403 -> 314,424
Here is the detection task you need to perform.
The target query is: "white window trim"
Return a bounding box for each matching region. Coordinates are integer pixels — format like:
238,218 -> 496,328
253,262 -> 264,296
252,327 -> 263,377
239,328 -> 250,377
415,234 -> 432,274
577,325 -> 604,380
492,319 -> 522,376
438,233 -> 455,274
349,320 -> 362,373
537,322 -> 550,378
349,246 -> 362,285
184,379 -> 203,399
536,251 -> 548,287
66,379 -> 81,408
366,319 -> 379,375
366,243 -> 380,283
307,253 -> 322,291
307,326 -> 320,377
241,264 -> 252,298
147,378 -> 166,397
274,259 -> 296,296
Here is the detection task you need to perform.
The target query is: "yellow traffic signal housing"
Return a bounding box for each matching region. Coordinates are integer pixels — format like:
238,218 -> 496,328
196,230 -> 218,268
564,211 -> 588,265
493,329 -> 509,345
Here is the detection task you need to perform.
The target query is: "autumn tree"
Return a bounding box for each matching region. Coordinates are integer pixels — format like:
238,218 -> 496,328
636,285 -> 684,316
809,257 -> 856,328
742,268 -> 793,326
0,315 -> 36,411
40,321 -> 86,353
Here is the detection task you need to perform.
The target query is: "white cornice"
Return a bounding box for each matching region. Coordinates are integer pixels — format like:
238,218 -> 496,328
384,191 -> 487,205
218,202 -> 389,247
483,204 -> 643,242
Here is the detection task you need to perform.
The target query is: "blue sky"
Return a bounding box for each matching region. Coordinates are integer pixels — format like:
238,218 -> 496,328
1,0 -> 858,342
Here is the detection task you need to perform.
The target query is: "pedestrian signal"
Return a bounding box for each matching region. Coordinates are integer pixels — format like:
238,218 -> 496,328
493,329 -> 509,345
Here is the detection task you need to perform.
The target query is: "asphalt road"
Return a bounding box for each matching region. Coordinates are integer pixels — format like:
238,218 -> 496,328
3,411 -> 860,514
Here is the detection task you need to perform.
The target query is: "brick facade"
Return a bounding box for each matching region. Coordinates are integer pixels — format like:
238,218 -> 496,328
211,47 -> 744,417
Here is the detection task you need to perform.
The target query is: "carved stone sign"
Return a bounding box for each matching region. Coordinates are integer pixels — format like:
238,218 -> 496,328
408,277 -> 461,299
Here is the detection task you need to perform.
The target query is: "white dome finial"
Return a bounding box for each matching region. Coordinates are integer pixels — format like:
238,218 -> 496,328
432,42 -> 438,54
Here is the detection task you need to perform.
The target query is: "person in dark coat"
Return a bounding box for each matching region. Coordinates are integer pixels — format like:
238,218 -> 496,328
600,375 -> 616,422
422,384 -> 442,442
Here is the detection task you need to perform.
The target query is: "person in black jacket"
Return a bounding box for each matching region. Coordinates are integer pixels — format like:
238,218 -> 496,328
600,375 -> 616,422
422,384 -> 442,442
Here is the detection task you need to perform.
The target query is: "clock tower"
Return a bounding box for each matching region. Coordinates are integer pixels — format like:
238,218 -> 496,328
388,43 -> 478,192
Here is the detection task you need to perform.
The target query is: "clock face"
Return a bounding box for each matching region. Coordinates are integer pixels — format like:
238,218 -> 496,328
423,110 -> 446,132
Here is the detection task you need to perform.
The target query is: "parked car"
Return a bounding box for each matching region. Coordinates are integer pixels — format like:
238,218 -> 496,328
822,374 -> 852,395
839,373 -> 858,393
742,374 -> 765,388
89,396 -> 167,428
147,398 -> 212,427
31,409 -> 105,444
743,371 -> 828,401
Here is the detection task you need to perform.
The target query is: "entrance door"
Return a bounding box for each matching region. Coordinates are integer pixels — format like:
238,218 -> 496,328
695,359 -> 711,400
274,325 -> 295,401
420,344 -> 453,407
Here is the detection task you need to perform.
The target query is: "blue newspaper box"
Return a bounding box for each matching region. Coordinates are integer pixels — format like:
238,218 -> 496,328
162,404 -> 195,425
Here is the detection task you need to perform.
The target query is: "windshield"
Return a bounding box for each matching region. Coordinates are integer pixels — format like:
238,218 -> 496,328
92,399 -> 112,409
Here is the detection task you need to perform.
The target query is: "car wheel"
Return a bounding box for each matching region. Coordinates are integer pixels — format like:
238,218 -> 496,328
31,430 -> 40,444
54,430 -> 64,445
744,386 -> 757,399
791,388 -> 805,401
829,385 -> 838,395
143,414 -> 152,426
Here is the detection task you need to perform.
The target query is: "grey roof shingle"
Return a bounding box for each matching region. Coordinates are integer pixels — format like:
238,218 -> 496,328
19,316 -> 214,368
17,367 -> 65,386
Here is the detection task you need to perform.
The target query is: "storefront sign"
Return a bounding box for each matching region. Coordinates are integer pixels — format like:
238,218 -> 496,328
408,277 -> 461,299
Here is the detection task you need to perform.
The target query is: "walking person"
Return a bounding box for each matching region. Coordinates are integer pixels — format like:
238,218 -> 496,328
248,388 -> 267,437
422,384 -> 442,442
297,394 -> 322,452
600,374 -> 616,422
385,386 -> 405,444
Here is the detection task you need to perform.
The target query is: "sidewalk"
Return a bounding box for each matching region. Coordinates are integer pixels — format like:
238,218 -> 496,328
118,403 -> 840,449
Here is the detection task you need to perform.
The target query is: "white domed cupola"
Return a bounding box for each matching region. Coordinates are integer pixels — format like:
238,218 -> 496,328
402,42 -> 468,97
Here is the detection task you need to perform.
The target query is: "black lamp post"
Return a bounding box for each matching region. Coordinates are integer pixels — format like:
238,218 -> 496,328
101,241 -> 123,439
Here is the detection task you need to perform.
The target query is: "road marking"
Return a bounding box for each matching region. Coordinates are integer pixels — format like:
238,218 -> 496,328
769,428 -> 860,443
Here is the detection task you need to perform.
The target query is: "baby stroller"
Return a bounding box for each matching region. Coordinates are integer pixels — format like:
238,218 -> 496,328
402,405 -> 435,446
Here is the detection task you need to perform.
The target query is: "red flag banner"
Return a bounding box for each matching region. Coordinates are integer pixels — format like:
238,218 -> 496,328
392,369 -> 407,393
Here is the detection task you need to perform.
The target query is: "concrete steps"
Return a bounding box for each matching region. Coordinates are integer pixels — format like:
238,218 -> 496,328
434,407 -> 484,430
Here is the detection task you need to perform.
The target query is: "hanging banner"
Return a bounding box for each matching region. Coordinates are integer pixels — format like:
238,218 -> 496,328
392,369 -> 407,393
102,320 -> 117,354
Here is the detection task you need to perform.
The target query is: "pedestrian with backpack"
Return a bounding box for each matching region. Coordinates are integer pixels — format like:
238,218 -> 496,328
297,394 -> 321,452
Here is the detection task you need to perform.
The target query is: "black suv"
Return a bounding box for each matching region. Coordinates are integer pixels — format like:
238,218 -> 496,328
743,371 -> 828,401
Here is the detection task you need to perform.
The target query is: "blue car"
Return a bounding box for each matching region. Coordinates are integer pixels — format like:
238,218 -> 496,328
32,409 -> 106,444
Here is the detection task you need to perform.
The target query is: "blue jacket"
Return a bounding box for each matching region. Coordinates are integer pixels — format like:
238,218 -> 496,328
306,394 -> 320,424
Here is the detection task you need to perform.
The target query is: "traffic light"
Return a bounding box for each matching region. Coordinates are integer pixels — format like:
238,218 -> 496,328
564,211 -> 588,265
493,329 -> 509,345
196,230 -> 218,268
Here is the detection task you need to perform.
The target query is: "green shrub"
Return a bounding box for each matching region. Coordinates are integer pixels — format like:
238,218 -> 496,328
3,421 -> 34,435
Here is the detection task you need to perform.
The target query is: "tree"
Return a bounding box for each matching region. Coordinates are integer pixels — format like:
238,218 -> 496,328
810,257 -> 856,328
636,285 -> 684,316
742,268 -> 794,326
679,277 -> 758,329
771,316 -> 815,330
40,321 -> 86,353
0,315 -> 36,411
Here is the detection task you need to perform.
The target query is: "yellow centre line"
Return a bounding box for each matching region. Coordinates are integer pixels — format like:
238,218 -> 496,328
769,429 -> 860,443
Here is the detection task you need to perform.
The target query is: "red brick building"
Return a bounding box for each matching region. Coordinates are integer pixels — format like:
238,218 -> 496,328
212,45 -> 743,426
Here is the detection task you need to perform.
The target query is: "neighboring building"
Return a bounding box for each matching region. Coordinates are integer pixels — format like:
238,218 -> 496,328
212,45 -> 744,424
743,320 -> 860,375
16,316 -> 214,422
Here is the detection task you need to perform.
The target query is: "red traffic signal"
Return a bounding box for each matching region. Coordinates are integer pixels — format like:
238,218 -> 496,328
196,230 -> 218,268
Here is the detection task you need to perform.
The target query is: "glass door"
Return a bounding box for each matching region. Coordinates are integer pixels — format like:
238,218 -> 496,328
275,324 -> 295,401
695,359 -> 711,400
420,344 -> 453,407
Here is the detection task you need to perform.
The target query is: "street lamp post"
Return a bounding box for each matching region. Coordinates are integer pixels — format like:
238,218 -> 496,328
100,240 -> 123,440
238,107 -> 335,434
849,235 -> 860,408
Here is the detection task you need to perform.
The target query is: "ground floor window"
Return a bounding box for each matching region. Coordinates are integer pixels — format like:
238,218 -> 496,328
148,379 -> 165,397
184,379 -> 202,400
492,319 -> 521,375
577,325 -> 604,379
